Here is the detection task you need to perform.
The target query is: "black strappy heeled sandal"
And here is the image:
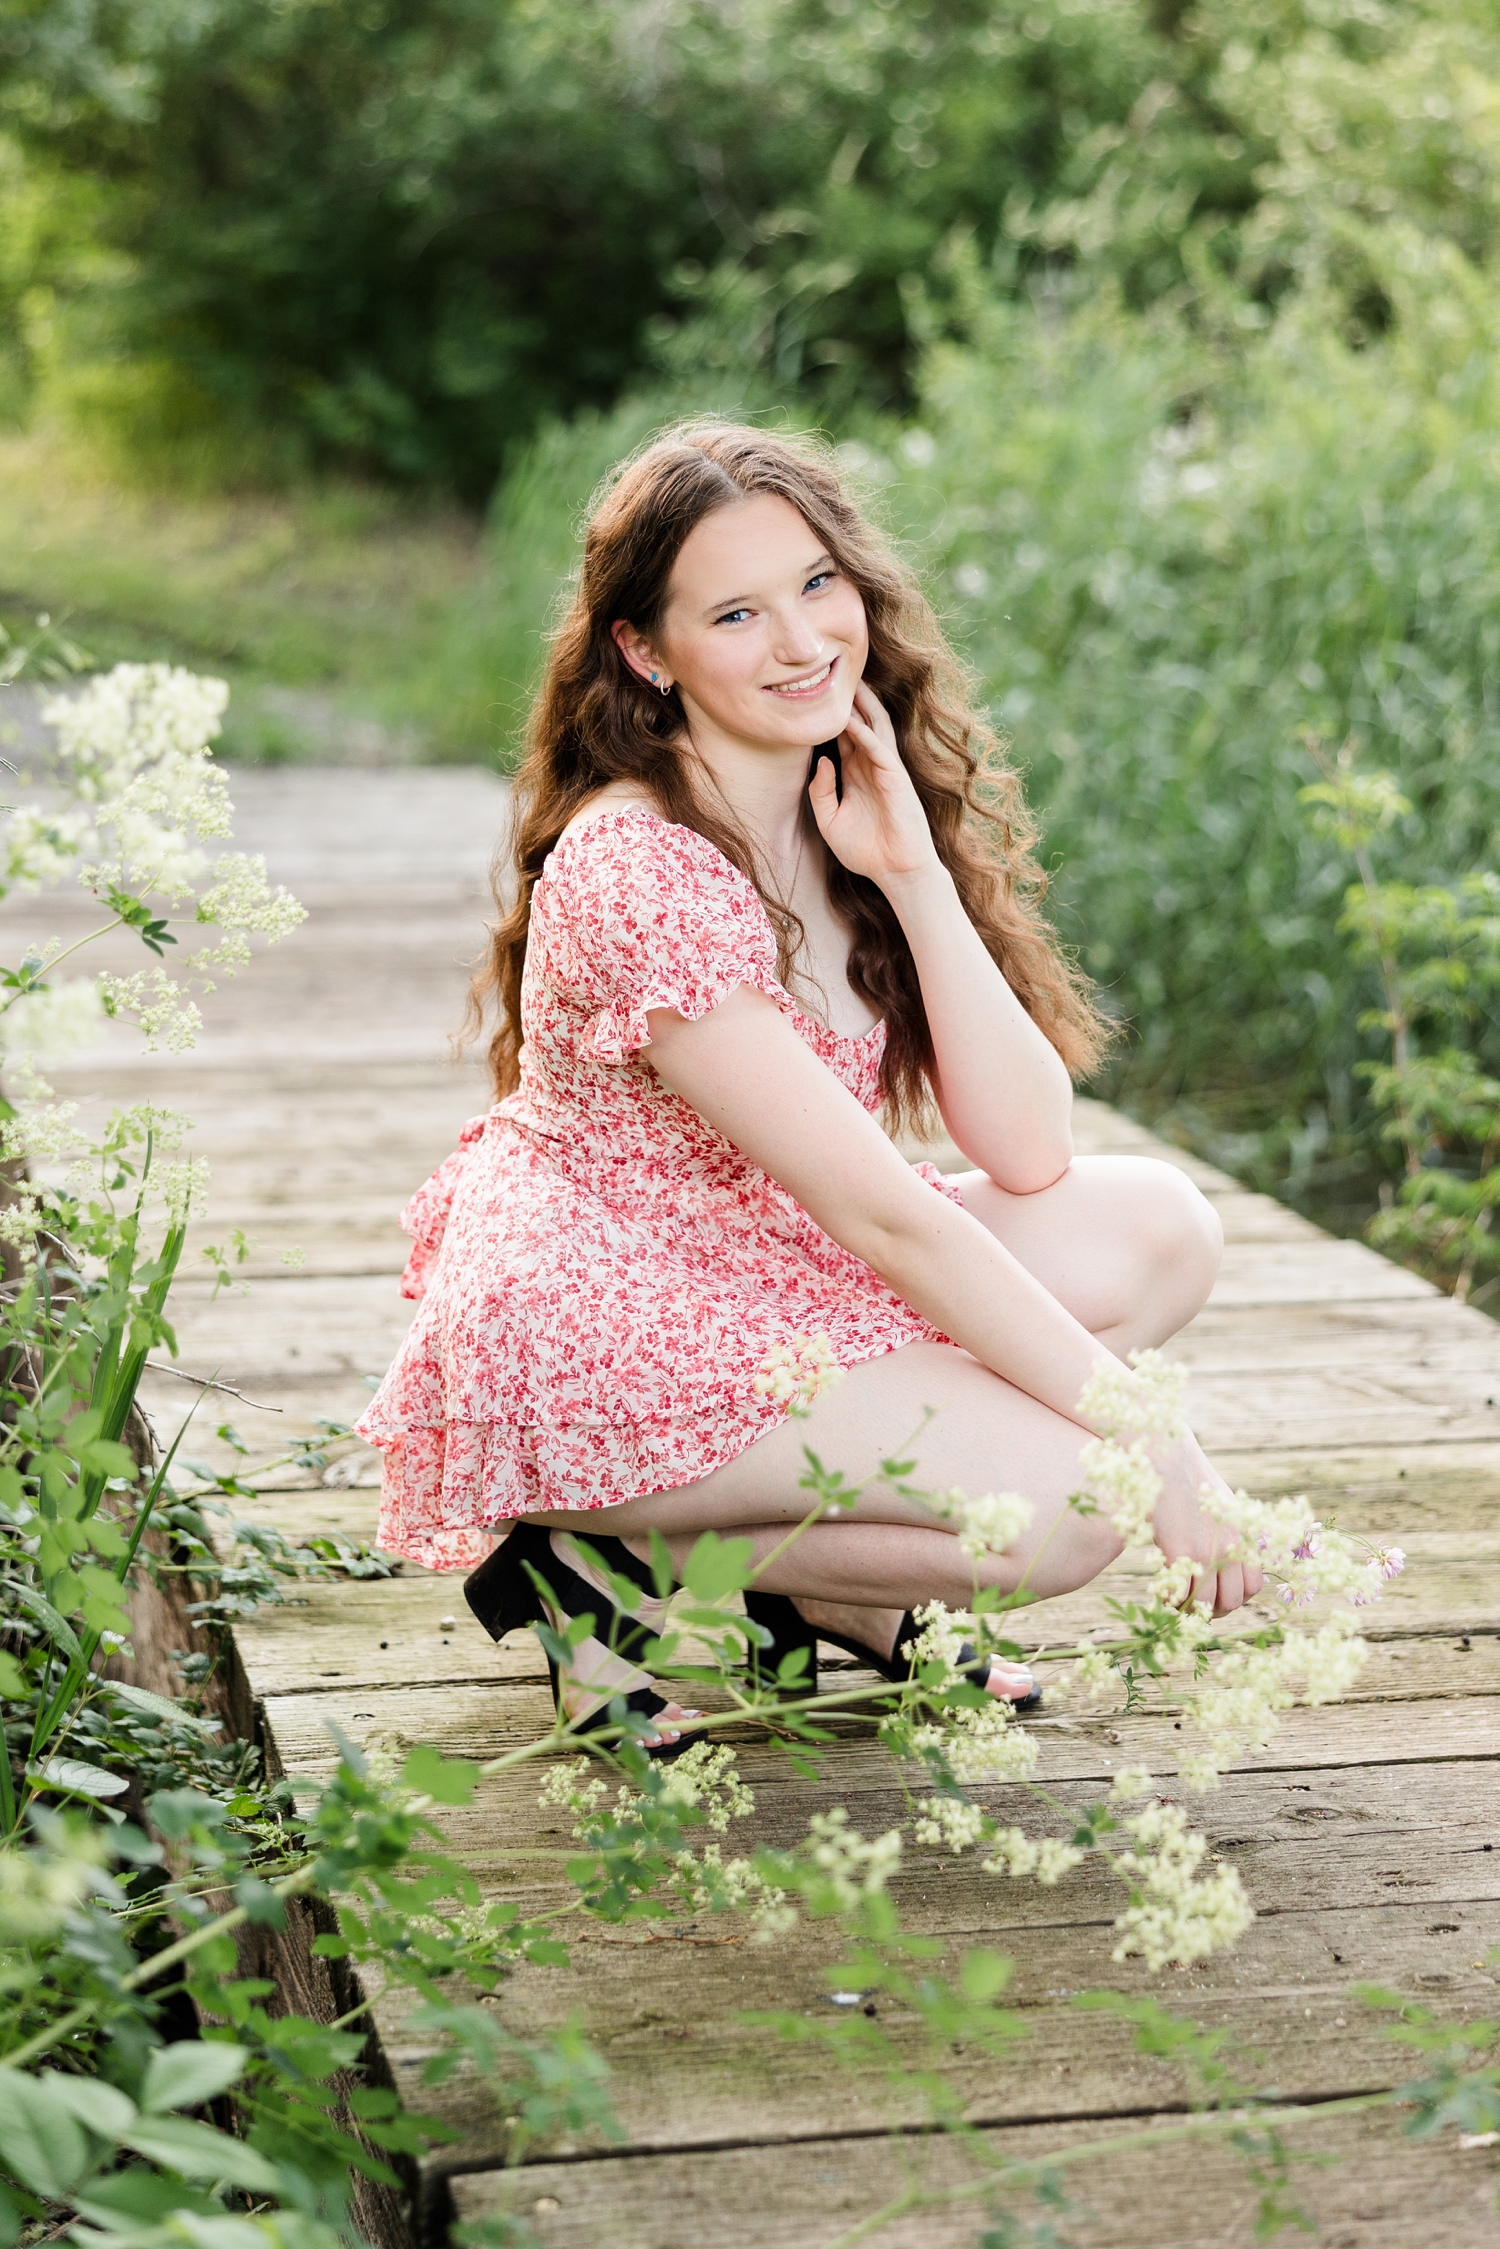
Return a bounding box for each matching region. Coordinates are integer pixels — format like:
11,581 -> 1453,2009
464,1522 -> 702,1760
799,1606 -> 1042,1712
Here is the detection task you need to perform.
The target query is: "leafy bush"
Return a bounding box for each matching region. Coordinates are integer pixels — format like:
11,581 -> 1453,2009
883,238 -> 1500,1190
8,0 -> 1498,488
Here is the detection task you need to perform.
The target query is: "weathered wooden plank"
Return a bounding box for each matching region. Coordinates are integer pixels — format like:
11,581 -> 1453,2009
355,1725 -> 1500,2161
451,2109 -> 1500,2249
237,1542 -> 1500,1710
261,1672 -> 1500,1783
1206,1240 -> 1436,1306
249,1604 -> 1500,1715
1184,1366 -> 1500,1451
382,1900 -> 1500,2167
150,1272 -> 416,1383
1210,1440 -> 1500,1532
1173,1294 -> 1500,1375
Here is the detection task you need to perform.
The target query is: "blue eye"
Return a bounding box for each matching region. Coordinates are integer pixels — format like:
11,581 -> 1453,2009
804,571 -> 835,594
715,607 -> 751,626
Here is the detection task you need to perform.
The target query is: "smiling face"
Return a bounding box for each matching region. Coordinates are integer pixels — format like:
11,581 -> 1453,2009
613,491 -> 869,755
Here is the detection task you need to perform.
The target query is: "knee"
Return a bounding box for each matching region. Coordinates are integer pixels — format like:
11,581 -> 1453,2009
1126,1158 -> 1223,1326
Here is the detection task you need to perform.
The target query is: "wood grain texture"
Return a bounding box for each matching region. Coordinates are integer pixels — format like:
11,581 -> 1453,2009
77,768 -> 1500,2244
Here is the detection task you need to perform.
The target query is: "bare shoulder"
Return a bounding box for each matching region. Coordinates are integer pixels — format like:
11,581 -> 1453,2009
555,784 -> 662,848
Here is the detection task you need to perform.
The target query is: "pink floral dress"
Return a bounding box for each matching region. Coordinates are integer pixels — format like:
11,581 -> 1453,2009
356,806 -> 962,1569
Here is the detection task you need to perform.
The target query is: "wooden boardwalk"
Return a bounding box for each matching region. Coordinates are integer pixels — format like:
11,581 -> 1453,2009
35,768 -> 1500,2246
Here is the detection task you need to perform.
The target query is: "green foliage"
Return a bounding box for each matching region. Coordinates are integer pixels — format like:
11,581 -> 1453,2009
1299,748 -> 1500,1300
7,0 -> 1500,490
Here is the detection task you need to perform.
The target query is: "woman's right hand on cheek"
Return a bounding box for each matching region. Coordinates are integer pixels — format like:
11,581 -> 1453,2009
1151,1439 -> 1265,1618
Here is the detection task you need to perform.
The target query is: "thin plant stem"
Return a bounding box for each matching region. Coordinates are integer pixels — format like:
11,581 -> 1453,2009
2,1860 -> 321,2070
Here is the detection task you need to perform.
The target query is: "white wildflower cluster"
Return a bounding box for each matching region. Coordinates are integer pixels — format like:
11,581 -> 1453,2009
655,1747 -> 798,1939
902,1599 -> 974,1689
45,664 -> 233,901
96,967 -> 203,1054
669,1845 -> 795,1942
1209,1486 -> 1406,1611
753,1331 -> 843,1411
1078,1348 -> 1191,1442
1177,1617 -> 1371,1791
910,1699 -> 1039,1783
537,1758 -> 614,1835
0,976 -> 105,1061
652,1741 -> 754,1831
3,807 -> 90,895
1074,1434 -> 1162,1546
912,1794 -> 987,1852
1109,1766 -> 1157,1802
0,1186 -> 42,1254
1068,1646 -> 1124,1709
1072,1351 -> 1193,1546
933,1485 -> 1033,1562
0,1097 -> 83,1169
802,1807 -> 903,1906
982,1828 -> 1085,1885
192,852 -> 307,980
0,665 -> 304,1067
158,1157 -> 211,1227
1110,1800 -> 1255,1969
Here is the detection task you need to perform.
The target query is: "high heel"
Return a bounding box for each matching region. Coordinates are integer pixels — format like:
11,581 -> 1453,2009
742,1588 -> 819,1698
805,1607 -> 1042,1712
463,1522 -> 702,1759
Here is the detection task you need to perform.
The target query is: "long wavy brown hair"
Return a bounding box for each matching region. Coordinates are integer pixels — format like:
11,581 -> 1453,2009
466,419 -> 1110,1129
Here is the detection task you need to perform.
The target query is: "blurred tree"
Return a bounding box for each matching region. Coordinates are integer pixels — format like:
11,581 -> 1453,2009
8,0 -> 1492,491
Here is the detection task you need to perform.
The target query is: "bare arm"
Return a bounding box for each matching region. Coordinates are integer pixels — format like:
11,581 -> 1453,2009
648,983 -> 1103,1426
808,683 -> 1073,1192
646,985 -> 1250,1606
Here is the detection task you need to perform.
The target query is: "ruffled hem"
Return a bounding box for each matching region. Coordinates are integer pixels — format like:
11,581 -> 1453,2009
360,1160 -> 968,1568
398,1114 -> 490,1300
361,1305 -> 955,1572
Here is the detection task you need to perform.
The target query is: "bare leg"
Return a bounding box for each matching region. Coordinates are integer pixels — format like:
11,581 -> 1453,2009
532,1155 -> 1225,1705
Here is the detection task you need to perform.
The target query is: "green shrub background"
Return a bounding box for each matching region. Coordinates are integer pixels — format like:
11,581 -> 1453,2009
4,0 -> 1500,1207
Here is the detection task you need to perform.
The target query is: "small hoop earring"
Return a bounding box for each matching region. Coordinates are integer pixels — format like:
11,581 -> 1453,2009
658,678 -> 671,697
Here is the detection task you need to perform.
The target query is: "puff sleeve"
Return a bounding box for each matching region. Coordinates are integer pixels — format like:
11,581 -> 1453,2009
544,811 -> 795,1063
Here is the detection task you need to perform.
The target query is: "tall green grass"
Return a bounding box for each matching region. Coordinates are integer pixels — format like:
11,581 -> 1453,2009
884,254 -> 1500,1193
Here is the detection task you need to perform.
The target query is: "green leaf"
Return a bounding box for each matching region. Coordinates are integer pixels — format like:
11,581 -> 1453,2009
36,2073 -> 137,2139
680,1530 -> 756,1604
0,1652 -> 26,1699
172,2214 -> 281,2249
75,1440 -> 140,1480
958,1949 -> 1013,2003
232,1875 -> 285,1929
647,1528 -> 677,1601
108,1681 -> 216,1731
71,2170 -> 219,2229
122,2116 -> 278,2191
523,1938 -> 569,1967
29,1757 -> 130,1800
0,2068 -> 92,2197
400,1742 -> 480,1806
11,1584 -> 81,1658
140,2042 -> 249,2116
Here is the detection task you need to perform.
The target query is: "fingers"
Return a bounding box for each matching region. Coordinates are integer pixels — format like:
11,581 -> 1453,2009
807,750 -> 839,834
1212,1561 -> 1245,1618
842,683 -> 900,761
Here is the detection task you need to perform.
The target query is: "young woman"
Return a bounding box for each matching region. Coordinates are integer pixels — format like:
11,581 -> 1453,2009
357,422 -> 1260,1752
